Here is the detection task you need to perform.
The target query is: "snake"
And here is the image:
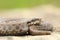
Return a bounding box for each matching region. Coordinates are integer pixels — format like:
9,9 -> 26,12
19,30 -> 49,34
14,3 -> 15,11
0,18 -> 53,36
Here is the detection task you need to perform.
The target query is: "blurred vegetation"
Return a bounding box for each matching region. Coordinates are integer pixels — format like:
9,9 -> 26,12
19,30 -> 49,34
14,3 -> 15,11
0,0 -> 60,9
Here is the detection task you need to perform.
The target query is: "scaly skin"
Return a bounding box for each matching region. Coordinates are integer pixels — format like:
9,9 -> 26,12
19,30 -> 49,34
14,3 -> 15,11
0,18 -> 28,36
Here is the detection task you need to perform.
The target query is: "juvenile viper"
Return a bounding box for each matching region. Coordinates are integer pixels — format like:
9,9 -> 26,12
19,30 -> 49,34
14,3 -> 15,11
0,18 -> 53,36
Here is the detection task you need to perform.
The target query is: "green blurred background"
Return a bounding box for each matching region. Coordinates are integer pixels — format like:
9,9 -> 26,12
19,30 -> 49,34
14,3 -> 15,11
0,0 -> 60,9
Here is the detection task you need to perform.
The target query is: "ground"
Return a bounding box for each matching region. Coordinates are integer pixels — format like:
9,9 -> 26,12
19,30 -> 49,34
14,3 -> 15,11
0,32 -> 60,40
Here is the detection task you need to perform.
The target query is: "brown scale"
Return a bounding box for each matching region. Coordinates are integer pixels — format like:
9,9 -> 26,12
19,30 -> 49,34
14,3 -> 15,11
0,18 -> 28,36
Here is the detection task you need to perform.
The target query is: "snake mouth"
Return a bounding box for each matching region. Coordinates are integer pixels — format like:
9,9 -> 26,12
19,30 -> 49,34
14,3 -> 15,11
27,18 -> 53,35
29,25 -> 51,35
